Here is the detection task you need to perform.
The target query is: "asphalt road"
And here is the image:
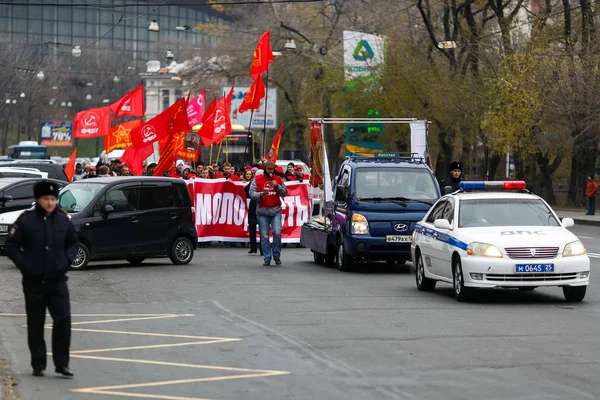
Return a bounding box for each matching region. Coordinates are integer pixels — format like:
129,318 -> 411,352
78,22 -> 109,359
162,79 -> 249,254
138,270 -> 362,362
0,225 -> 599,400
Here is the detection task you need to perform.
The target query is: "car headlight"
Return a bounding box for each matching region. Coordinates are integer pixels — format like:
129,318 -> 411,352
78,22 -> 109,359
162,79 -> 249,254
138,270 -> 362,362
563,240 -> 586,257
466,242 -> 503,258
351,213 -> 369,235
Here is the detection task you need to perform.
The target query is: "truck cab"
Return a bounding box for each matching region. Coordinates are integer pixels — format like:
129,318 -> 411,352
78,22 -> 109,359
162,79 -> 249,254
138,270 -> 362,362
328,153 -> 440,271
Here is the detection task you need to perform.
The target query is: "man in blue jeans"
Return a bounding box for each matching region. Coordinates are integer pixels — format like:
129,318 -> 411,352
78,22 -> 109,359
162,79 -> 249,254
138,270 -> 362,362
249,162 -> 288,266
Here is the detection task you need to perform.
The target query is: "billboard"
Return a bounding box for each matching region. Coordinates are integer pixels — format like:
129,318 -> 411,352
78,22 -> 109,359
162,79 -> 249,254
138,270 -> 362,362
222,86 -> 278,130
40,121 -> 73,147
343,31 -> 385,81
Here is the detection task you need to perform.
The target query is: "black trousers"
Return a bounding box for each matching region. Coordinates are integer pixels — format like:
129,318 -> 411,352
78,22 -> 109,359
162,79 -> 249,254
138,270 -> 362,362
22,279 -> 71,371
249,219 -> 258,252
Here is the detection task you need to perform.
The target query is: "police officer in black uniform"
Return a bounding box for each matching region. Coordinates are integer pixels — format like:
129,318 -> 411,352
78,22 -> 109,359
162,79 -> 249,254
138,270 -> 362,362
441,161 -> 465,193
6,181 -> 77,378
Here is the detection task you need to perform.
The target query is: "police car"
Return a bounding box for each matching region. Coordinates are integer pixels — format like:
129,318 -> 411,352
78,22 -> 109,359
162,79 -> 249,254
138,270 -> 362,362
411,181 -> 590,302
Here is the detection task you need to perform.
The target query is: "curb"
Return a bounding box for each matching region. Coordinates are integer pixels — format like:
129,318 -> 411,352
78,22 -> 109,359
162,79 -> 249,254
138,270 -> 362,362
571,218 -> 600,227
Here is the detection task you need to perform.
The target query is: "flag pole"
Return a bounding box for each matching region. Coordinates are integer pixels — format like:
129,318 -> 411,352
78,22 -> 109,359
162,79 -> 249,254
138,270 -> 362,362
209,144 -> 213,165
261,69 -> 269,158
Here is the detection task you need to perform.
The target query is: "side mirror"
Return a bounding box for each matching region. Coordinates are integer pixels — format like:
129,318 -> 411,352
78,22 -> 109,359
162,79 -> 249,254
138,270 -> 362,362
0,195 -> 13,205
561,217 -> 574,228
335,185 -> 348,202
101,204 -> 114,219
434,219 -> 452,230
443,186 -> 454,195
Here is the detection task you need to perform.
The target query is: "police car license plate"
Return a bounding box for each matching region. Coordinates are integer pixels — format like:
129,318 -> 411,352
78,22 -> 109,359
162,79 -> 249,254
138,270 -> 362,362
0,226 -> 8,233
386,235 -> 412,243
515,264 -> 554,273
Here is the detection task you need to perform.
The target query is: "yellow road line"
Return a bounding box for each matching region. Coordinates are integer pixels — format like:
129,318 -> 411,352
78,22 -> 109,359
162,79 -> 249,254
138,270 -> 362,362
72,390 -> 214,400
69,354 -> 289,375
73,372 -> 289,392
70,328 -> 239,341
70,339 -> 240,354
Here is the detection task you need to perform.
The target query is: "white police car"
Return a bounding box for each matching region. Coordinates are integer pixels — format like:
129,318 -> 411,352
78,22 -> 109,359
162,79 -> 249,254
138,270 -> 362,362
411,181 -> 590,302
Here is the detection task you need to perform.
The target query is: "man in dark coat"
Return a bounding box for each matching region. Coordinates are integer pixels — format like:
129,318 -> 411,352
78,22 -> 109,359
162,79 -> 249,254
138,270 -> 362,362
6,181 -> 78,378
244,179 -> 262,255
441,161 -> 465,193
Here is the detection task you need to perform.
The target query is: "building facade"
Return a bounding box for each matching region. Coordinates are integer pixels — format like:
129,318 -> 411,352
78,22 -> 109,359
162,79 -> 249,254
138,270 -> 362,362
0,1 -> 228,60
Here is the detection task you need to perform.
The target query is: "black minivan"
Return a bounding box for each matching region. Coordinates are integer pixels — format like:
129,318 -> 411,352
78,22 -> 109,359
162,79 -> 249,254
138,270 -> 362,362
58,177 -> 197,269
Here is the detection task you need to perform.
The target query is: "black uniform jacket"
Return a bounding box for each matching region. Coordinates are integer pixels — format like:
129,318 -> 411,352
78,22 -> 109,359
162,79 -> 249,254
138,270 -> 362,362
441,176 -> 465,193
244,183 -> 258,224
6,204 -> 78,282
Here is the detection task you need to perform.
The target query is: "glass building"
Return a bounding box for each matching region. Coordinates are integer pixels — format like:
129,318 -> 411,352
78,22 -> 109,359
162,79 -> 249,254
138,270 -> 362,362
0,1 -> 228,60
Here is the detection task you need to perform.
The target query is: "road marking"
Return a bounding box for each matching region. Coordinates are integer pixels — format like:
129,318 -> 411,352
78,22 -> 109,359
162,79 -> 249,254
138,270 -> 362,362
588,252 -> 600,259
578,236 -> 594,239
1,312 -> 289,399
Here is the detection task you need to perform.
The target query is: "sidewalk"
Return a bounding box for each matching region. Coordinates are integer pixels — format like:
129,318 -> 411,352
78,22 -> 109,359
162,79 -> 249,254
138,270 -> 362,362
556,209 -> 600,227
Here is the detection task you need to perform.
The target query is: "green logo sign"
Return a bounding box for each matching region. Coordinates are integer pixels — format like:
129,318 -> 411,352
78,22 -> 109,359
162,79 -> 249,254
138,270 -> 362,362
353,40 -> 374,61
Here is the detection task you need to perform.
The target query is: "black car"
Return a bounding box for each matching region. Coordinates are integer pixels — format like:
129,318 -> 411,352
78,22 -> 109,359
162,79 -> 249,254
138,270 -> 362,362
0,177 -> 67,214
0,161 -> 68,181
57,177 -> 198,269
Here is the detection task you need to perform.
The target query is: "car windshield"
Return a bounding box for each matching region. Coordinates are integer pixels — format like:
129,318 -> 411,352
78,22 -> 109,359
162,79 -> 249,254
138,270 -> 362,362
354,167 -> 439,200
58,182 -> 106,213
459,198 -> 560,228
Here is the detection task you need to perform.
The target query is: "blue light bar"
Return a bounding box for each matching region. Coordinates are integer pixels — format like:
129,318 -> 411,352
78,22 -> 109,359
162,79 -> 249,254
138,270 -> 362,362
459,181 -> 527,191
460,181 -> 485,190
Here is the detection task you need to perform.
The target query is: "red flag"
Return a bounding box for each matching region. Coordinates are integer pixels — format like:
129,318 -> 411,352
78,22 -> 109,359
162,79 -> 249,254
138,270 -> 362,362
197,86 -> 234,147
202,97 -> 216,124
110,85 -> 145,120
105,119 -> 142,154
64,147 -> 77,182
121,143 -> 154,176
249,31 -> 274,79
238,75 -> 265,114
265,123 -> 284,162
73,107 -> 111,138
130,98 -> 189,148
152,131 -> 185,177
187,91 -> 206,126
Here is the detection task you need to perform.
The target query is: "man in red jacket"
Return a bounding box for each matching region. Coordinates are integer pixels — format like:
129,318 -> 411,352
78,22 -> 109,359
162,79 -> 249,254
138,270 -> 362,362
248,162 -> 288,266
586,174 -> 597,215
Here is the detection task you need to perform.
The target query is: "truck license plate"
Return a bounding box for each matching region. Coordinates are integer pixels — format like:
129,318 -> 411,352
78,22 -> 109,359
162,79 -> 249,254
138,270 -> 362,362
386,235 -> 412,243
0,225 -> 8,233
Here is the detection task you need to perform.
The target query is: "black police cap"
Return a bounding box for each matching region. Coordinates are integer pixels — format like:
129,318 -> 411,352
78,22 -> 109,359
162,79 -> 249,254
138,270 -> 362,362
450,161 -> 462,171
34,180 -> 59,199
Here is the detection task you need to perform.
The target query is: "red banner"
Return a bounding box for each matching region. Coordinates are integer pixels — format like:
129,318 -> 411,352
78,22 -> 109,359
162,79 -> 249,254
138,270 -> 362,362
189,180 -> 310,243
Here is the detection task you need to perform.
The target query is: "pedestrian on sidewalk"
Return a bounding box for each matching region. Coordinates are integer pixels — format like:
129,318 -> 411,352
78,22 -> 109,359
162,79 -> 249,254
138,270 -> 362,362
249,161 -> 288,266
586,174 -> 597,215
5,181 -> 77,378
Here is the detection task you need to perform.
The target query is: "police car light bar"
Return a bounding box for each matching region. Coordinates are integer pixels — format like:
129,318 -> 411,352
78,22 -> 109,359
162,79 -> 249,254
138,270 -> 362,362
459,181 -> 527,191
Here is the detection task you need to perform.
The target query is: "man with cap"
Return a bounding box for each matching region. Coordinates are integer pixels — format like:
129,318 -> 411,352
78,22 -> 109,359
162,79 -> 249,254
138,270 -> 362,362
6,181 -> 78,378
249,161 -> 288,266
441,161 -> 465,193
72,163 -> 85,181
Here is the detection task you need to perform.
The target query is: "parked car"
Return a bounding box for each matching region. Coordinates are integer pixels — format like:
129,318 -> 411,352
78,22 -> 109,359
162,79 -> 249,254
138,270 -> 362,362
0,160 -> 68,181
57,176 -> 198,269
0,167 -> 47,178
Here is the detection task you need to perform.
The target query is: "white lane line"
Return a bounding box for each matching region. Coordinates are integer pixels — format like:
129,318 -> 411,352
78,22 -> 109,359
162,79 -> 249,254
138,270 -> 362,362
578,236 -> 595,239
588,253 -> 600,259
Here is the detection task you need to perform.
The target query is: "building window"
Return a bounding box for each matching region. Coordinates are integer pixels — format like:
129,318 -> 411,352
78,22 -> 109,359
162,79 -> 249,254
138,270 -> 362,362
162,89 -> 170,112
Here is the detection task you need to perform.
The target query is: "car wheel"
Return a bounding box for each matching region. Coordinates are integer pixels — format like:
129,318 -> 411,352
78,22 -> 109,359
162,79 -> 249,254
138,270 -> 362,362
312,250 -> 325,265
415,251 -> 436,291
169,237 -> 194,265
453,258 -> 473,302
336,238 -> 354,272
126,257 -> 145,266
563,286 -> 586,302
70,243 -> 90,270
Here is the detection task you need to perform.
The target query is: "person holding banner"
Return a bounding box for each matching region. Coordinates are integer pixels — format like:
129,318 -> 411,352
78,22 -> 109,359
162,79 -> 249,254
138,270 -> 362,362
249,161 -> 288,266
